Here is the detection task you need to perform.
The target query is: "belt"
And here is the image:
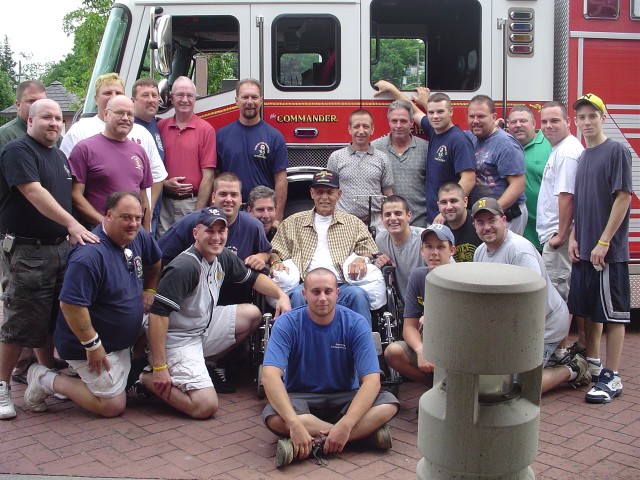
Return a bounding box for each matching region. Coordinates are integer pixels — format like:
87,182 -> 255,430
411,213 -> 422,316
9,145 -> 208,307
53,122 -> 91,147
165,191 -> 198,200
14,236 -> 67,246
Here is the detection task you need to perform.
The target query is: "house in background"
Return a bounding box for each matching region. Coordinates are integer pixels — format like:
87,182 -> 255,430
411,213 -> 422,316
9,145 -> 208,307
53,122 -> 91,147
0,81 -> 80,134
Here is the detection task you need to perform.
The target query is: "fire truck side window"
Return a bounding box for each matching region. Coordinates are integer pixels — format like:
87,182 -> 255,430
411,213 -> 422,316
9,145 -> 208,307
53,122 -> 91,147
139,15 -> 240,96
273,15 -> 339,90
370,0 -> 481,91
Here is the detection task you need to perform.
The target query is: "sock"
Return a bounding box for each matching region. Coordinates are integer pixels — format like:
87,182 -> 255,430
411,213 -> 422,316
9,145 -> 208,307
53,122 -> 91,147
555,348 -> 568,358
41,371 -> 57,394
567,365 -> 577,382
586,357 -> 601,365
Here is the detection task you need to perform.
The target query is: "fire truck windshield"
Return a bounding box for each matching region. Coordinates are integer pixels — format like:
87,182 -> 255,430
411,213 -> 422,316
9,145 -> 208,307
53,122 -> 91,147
82,5 -> 131,115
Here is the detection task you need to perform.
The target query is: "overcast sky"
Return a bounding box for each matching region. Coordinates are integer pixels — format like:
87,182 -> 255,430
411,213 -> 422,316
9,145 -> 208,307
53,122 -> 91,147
1,0 -> 83,66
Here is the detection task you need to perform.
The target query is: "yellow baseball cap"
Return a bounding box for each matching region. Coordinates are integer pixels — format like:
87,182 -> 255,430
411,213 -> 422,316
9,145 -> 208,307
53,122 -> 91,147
573,93 -> 606,114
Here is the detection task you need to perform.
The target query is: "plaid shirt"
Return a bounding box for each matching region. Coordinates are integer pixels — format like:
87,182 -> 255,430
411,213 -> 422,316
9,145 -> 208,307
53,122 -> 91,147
271,208 -> 377,282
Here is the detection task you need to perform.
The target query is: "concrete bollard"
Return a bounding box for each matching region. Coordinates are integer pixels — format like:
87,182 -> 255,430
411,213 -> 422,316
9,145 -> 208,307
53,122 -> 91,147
417,262 -> 546,480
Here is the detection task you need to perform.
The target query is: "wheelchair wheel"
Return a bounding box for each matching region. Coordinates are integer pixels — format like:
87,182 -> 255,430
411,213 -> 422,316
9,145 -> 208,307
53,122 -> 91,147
257,364 -> 265,399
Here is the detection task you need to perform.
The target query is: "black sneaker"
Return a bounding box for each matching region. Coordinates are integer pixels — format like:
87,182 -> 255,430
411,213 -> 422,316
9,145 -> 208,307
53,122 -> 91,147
206,363 -> 236,393
126,357 -> 149,391
567,341 -> 586,359
311,434 -> 328,466
126,380 -> 150,399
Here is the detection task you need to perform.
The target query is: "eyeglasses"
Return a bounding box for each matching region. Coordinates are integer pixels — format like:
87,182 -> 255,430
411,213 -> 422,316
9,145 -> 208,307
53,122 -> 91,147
124,248 -> 134,273
171,92 -> 195,100
107,109 -> 135,119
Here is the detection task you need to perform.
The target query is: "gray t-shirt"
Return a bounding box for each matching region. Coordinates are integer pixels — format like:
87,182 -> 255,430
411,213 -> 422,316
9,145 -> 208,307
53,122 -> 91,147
375,226 -> 425,301
150,247 -> 257,348
473,231 -> 569,344
573,138 -> 633,263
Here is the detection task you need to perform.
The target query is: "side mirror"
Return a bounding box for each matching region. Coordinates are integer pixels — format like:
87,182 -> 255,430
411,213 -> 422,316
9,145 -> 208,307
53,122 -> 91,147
155,15 -> 173,76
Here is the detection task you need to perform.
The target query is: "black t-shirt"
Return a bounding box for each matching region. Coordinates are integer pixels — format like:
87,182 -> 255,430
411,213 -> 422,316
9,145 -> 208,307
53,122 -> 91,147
448,213 -> 482,263
0,135 -> 71,238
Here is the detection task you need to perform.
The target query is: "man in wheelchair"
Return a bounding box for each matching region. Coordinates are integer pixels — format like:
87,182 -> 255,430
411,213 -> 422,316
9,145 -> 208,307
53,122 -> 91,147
269,169 -> 377,325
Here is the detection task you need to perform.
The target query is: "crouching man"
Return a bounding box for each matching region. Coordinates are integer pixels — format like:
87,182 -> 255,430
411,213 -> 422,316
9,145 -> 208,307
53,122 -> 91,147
261,268 -> 399,468
143,207 -> 290,418
384,224 -> 456,387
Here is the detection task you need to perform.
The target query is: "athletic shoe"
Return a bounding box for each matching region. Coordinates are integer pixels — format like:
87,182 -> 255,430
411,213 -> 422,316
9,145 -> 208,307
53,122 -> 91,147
567,355 -> 591,388
585,368 -> 622,404
545,350 -> 570,368
11,356 -> 37,385
567,341 -> 586,358
372,424 -> 393,450
206,363 -> 236,393
311,434 -> 328,466
0,381 -> 16,419
24,364 -> 52,412
126,380 -> 150,399
126,357 -> 149,391
275,437 -> 294,468
587,359 -> 603,378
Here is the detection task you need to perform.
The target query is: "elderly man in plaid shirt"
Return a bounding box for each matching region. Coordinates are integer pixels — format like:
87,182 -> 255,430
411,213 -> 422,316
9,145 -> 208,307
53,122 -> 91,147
269,169 -> 377,324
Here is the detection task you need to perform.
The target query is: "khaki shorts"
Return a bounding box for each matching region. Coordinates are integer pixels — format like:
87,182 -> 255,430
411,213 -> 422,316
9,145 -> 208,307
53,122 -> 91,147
148,337 -> 213,392
202,304 -> 237,357
542,240 -> 572,302
66,349 -> 131,398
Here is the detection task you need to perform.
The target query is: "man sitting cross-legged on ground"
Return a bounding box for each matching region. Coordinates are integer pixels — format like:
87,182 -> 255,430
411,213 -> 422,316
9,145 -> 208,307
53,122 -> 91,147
383,224 -> 456,387
262,268 -> 399,468
142,207 -> 290,418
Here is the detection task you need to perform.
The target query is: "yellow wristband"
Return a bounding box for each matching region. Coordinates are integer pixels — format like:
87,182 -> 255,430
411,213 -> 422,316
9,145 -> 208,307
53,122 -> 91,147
271,260 -> 283,266
597,240 -> 610,247
152,364 -> 168,371
144,288 -> 157,294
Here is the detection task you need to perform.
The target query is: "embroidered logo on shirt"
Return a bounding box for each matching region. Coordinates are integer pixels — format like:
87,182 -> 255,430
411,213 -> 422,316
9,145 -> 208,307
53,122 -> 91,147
132,155 -> 143,170
254,142 -> 270,160
331,343 -> 347,350
434,145 -> 448,162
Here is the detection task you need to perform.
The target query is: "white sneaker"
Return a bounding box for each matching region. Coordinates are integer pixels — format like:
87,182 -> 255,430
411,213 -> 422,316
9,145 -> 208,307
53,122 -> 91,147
24,364 -> 51,412
0,381 -> 16,419
585,368 -> 623,404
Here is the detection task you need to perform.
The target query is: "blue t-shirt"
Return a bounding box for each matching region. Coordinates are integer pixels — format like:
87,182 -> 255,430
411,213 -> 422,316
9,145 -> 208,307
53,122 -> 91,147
158,209 -> 271,265
216,120 -> 288,200
55,225 -> 162,360
467,128 -> 526,206
263,305 -> 381,393
134,117 -> 165,162
420,118 -> 476,222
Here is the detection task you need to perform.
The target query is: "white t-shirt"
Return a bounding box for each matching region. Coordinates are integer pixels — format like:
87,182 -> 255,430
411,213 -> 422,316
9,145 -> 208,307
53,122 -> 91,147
474,230 -> 570,345
60,115 -> 168,183
308,213 -> 342,280
536,135 -> 583,244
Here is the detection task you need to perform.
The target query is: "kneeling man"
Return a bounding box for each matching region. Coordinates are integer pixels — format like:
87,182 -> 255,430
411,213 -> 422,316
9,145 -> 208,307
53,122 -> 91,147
262,268 -> 399,468
144,207 -> 290,418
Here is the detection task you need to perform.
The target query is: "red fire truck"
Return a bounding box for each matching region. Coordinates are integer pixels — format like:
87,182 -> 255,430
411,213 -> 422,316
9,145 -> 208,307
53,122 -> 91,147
84,0 -> 640,303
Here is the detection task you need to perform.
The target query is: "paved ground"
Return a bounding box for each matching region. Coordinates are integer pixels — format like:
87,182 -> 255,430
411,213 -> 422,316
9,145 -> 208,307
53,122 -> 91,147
1,325 -> 639,480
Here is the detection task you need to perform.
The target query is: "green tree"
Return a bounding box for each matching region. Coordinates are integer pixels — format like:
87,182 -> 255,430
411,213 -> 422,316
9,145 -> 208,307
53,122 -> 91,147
0,71 -> 14,126
42,0 -> 111,100
0,35 -> 17,86
371,39 -> 424,89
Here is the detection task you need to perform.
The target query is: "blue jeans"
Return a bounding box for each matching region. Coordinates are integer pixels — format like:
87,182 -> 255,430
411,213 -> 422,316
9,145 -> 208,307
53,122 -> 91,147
289,283 -> 372,324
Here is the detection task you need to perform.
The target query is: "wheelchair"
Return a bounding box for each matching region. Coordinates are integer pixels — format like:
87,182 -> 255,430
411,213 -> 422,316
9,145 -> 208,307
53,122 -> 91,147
371,265 -> 403,397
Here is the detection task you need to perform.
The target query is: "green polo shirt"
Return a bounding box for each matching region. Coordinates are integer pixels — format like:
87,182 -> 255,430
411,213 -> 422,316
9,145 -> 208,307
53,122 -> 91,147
523,129 -> 551,250
0,116 -> 27,150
